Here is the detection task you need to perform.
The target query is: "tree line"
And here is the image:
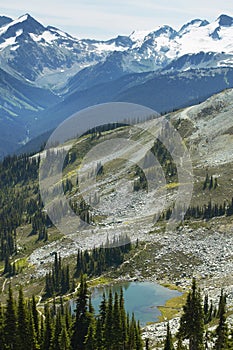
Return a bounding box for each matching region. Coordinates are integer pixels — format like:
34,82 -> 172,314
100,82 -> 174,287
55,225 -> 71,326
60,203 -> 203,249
44,236 -> 132,298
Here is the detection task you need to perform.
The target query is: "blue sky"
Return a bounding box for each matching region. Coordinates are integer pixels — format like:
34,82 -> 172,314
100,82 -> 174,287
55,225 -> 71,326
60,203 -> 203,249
0,0 -> 233,39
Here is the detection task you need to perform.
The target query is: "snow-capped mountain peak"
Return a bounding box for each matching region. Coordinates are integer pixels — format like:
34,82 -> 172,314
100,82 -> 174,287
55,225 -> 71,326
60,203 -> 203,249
2,12 -> 233,158
129,29 -> 153,43
0,13 -> 133,84
1,13 -> 233,88
150,25 -> 177,38
18,13 -> 33,22
179,19 -> 209,35
0,13 -> 45,39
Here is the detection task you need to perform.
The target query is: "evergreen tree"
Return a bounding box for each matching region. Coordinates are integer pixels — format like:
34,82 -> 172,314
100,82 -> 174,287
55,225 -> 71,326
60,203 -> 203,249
84,321 -> 96,350
164,323 -> 174,350
39,314 -> 45,348
95,317 -> 103,350
59,327 -> 71,350
203,294 -> 209,324
31,295 -> 39,339
145,338 -> 150,350
119,287 -> 127,348
28,309 -> 40,350
0,303 -> 4,350
135,320 -> 144,350
51,311 -> 62,350
71,274 -> 91,350
99,292 -> 106,325
88,297 -> 94,315
17,286 -> 33,350
214,178 -> 218,189
128,313 -> 136,349
215,290 -> 228,350
203,294 -> 208,316
104,290 -> 114,350
44,253 -> 71,298
0,276 -> 144,350
112,292 -> 122,350
209,176 -> 213,190
4,284 -> 18,350
3,255 -> 12,276
208,300 -> 213,323
42,304 -> 53,350
177,278 -> 204,350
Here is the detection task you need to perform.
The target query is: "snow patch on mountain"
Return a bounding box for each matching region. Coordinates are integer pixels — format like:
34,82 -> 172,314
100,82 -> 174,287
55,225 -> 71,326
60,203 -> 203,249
179,19 -> 209,35
29,31 -> 60,44
0,29 -> 23,49
93,41 -> 128,53
177,19 -> 233,56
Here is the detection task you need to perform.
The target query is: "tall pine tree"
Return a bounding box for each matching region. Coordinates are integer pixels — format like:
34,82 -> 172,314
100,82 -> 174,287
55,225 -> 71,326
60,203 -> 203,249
4,284 -> 18,350
164,323 -> 174,350
215,290 -> 228,350
71,274 -> 91,350
177,278 -> 204,350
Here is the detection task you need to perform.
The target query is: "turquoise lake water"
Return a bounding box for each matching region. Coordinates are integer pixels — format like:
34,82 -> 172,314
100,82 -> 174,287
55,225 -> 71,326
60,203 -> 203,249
90,281 -> 182,326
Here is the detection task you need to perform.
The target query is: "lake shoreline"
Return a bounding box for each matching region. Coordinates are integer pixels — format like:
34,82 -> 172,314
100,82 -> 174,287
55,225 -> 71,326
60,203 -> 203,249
87,276 -> 183,326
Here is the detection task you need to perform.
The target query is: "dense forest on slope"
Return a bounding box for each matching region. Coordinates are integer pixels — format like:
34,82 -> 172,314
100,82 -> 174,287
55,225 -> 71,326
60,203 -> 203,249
44,239 -> 132,299
0,275 -> 144,350
0,275 -> 231,350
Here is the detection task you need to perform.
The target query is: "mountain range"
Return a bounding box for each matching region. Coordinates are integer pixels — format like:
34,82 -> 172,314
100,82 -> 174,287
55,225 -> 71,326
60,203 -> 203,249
1,13 -> 233,157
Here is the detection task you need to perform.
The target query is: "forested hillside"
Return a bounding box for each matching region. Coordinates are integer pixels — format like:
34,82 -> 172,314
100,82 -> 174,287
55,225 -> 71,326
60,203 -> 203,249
0,275 -> 144,350
1,92 -> 233,349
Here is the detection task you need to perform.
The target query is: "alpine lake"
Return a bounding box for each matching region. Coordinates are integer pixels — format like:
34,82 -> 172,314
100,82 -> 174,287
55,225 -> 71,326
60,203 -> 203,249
72,281 -> 182,326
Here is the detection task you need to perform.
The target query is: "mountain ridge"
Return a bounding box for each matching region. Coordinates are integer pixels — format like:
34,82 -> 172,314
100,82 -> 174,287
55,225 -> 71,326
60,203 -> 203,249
1,13 -> 233,88
1,13 -> 233,157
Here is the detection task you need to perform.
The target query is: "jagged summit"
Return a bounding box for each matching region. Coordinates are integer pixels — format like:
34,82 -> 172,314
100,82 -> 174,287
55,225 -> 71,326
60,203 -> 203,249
17,13 -> 45,30
149,25 -> 177,38
0,13 -> 45,39
179,18 -> 209,35
217,14 -> 233,27
18,13 -> 34,21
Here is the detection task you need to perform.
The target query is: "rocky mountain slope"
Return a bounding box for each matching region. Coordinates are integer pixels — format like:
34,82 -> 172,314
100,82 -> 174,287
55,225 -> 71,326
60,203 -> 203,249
1,88 -> 233,348
31,87 -> 233,258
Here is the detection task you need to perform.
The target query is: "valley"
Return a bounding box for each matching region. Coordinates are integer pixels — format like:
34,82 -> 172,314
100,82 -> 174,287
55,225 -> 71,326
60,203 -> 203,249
1,10 -> 233,349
